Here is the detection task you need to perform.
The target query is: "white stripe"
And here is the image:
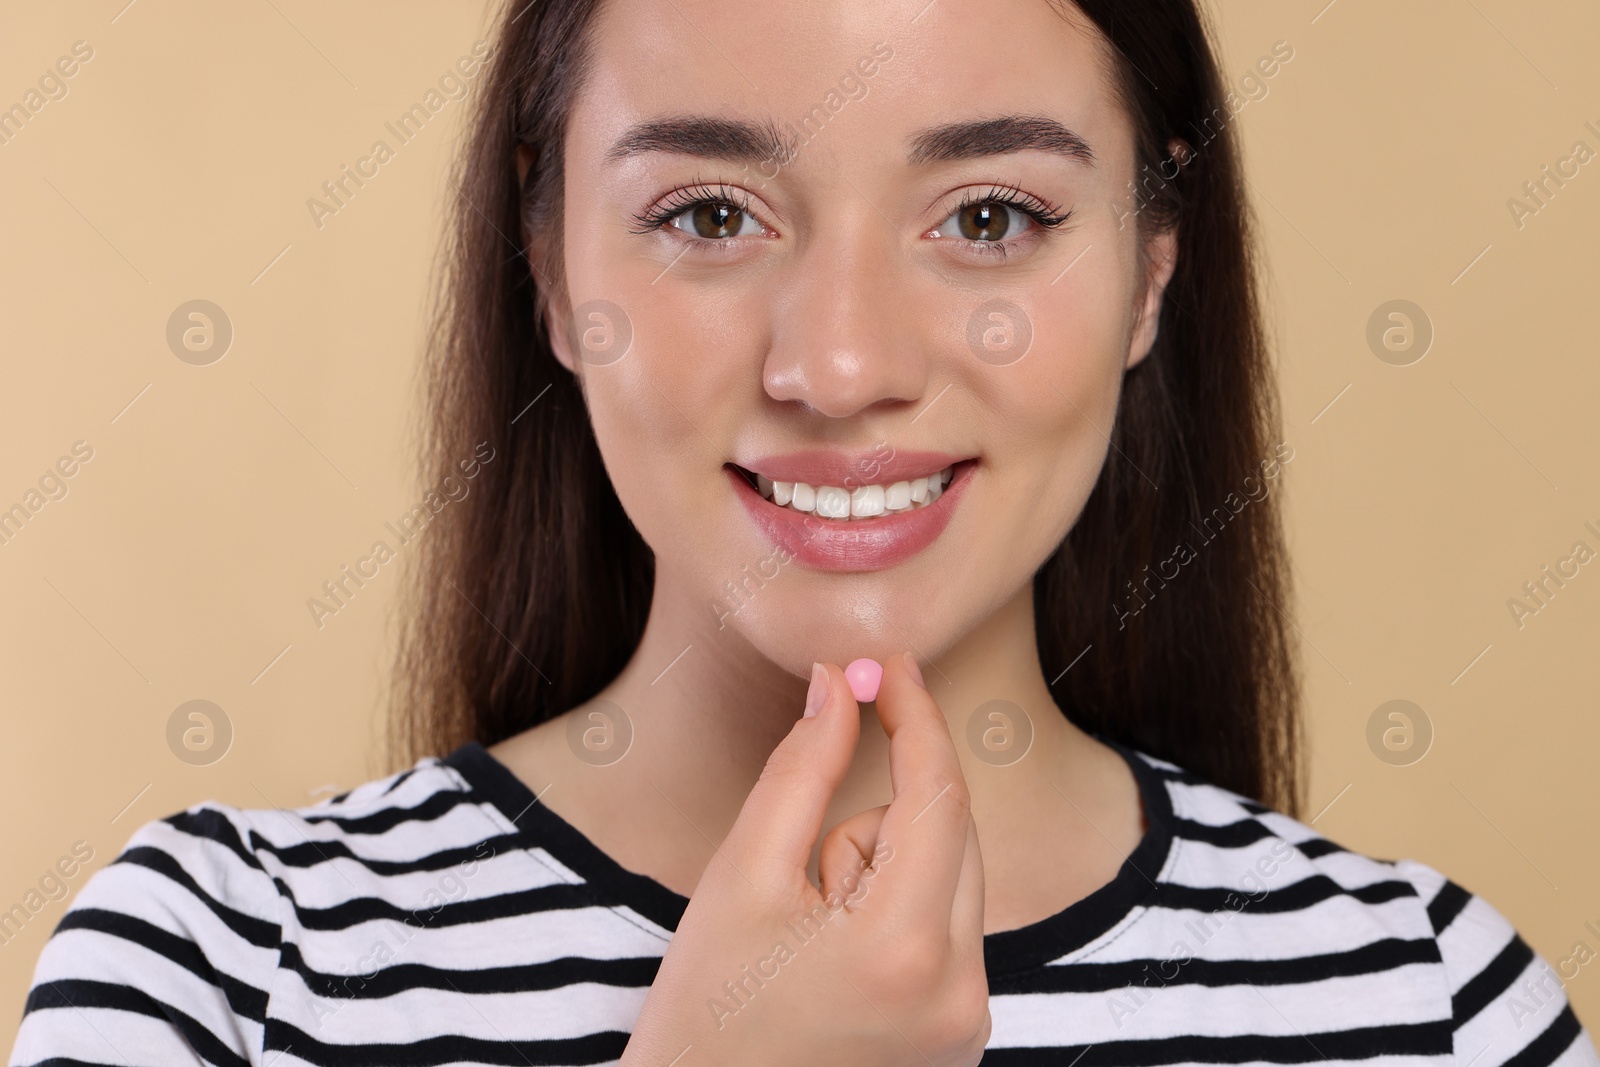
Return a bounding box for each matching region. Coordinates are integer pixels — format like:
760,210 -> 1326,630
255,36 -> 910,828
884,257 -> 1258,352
1165,778 -> 1256,824
26,926 -> 269,1054
991,962 -> 1447,1044
269,842 -> 567,911
284,902 -> 669,972
1391,857 -> 1449,908
245,800 -> 510,863
1455,950 -> 1577,1059
12,1004 -> 252,1067
70,860 -> 279,976
1437,894 -> 1522,996
1070,894 -> 1431,964
268,977 -> 650,1044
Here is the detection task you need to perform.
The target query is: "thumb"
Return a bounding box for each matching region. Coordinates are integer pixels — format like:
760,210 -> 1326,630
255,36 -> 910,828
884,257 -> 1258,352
720,662 -> 862,890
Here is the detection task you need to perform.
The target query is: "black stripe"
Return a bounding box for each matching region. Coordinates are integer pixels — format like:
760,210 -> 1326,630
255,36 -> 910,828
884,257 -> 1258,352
443,742 -> 689,935
977,1019 -> 1452,1065
246,829 -> 527,877
1177,824 -> 1347,861
381,767 -> 417,795
990,936 -> 1441,996
1453,933 -> 1534,1025
23,979 -> 251,1067
166,789 -> 519,877
1503,1003 -> 1583,1067
1295,837 -> 1347,860
1170,817 -> 1273,848
162,808 -> 268,873
301,785 -> 470,834
1171,815 -> 1347,861
1133,758 -> 1215,789
264,1017 -> 629,1067
112,848 -> 280,949
1153,873 -> 1417,915
290,880 -> 622,932
10,1058 -> 136,1066
1427,879 -> 1472,935
277,941 -> 660,998
52,909 -> 269,1022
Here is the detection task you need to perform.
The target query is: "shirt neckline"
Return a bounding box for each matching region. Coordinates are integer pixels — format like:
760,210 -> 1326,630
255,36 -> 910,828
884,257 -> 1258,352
442,731 -> 1175,978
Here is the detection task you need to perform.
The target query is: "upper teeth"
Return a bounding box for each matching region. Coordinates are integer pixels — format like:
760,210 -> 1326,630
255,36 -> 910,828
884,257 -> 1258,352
753,466 -> 955,519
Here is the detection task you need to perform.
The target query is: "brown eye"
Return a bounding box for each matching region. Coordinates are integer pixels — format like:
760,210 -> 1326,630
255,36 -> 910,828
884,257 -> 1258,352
670,201 -> 761,239
958,202 -> 1015,241
932,199 -> 1038,244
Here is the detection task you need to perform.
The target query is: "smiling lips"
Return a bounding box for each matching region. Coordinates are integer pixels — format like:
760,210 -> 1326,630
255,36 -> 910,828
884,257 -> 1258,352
726,450 -> 975,572
751,465 -> 955,519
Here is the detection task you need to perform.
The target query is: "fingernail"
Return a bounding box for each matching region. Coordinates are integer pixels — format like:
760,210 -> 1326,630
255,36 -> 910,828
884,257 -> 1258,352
804,662 -> 828,718
903,651 -> 926,690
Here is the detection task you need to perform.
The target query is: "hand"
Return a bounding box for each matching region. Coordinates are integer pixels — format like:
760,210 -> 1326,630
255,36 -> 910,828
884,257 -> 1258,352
620,652 -> 990,1067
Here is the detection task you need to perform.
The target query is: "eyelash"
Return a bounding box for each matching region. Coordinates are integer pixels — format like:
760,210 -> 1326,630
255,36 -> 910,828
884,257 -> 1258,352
629,180 -> 760,236
941,183 -> 1073,261
628,179 -> 1074,259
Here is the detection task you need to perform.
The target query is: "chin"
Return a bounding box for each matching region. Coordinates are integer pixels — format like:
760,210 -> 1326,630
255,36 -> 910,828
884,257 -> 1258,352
711,576 -> 966,680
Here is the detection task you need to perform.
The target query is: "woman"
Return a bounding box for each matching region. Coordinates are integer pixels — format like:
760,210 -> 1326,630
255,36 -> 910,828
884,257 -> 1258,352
11,0 -> 1591,1063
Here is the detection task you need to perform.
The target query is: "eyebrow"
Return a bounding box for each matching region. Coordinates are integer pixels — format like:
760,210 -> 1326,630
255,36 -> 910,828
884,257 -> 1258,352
907,115 -> 1096,167
603,113 -> 1095,168
604,117 -> 800,166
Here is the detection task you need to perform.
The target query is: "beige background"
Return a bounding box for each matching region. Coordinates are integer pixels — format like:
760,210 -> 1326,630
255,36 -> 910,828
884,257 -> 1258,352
2,0 -> 1598,1048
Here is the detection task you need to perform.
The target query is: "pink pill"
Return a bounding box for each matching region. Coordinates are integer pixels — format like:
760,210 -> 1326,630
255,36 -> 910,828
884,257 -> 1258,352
844,658 -> 883,703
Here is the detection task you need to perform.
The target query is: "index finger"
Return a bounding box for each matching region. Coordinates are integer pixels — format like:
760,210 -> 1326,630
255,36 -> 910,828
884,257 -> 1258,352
718,661 -> 862,891
869,652 -> 974,927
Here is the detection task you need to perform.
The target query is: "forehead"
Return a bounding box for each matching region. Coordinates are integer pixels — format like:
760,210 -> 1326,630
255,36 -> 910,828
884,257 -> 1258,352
571,0 -> 1129,173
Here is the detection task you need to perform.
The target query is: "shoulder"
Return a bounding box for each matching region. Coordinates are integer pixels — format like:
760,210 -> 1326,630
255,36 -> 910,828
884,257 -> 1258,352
1127,748 -> 1596,1065
1390,856 -> 1594,1065
101,751 -> 499,900
10,753 -> 500,1067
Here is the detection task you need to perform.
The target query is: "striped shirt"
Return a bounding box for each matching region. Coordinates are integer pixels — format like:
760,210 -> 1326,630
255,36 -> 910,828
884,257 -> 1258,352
10,738 -> 1595,1066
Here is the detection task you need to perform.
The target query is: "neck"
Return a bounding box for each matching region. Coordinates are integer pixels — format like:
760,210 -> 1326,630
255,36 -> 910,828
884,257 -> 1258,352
590,565 -> 1097,843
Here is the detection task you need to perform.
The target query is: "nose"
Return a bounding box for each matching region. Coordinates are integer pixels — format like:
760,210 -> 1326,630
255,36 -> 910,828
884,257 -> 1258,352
761,212 -> 932,419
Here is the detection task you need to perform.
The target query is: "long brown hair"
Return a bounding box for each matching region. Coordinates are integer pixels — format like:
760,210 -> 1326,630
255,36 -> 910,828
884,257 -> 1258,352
391,0 -> 1303,815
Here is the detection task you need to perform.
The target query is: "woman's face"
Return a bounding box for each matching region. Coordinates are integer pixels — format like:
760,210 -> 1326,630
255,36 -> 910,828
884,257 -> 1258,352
534,0 -> 1175,677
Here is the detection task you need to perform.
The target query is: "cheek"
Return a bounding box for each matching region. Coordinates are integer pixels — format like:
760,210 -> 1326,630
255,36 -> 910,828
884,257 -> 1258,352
571,271 -> 764,553
993,274 -> 1132,533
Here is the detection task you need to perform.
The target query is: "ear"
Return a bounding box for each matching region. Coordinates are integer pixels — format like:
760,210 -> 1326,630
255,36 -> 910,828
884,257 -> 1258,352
515,143 -> 579,376
1126,224 -> 1178,371
543,286 -> 578,376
